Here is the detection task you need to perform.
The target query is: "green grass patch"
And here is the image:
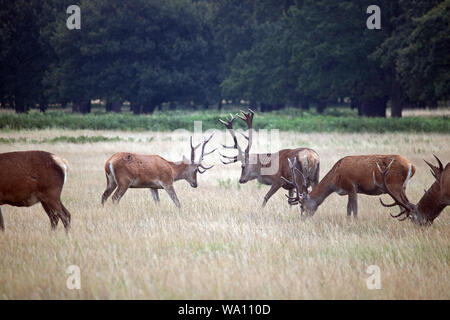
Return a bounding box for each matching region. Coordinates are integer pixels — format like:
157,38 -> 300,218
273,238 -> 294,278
0,135 -> 123,144
0,109 -> 448,133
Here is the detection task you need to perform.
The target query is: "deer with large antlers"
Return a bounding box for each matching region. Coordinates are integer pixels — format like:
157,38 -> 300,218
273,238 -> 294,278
375,155 -> 449,225
0,150 -> 71,231
219,109 -> 320,207
283,154 -> 416,218
101,135 -> 215,208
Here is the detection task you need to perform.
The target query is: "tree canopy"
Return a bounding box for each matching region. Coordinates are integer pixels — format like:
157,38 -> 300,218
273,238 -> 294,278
0,0 -> 448,116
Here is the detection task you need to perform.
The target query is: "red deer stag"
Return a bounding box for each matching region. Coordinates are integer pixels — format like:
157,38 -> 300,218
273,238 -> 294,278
0,150 -> 71,231
283,154 -> 415,218
374,155 -> 449,225
219,109 -> 320,207
101,135 -> 215,208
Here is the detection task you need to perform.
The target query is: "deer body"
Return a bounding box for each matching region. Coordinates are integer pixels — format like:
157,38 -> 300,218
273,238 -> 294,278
220,109 -> 320,207
285,154 -> 415,218
101,136 -> 215,208
245,148 -> 319,206
0,150 -> 71,231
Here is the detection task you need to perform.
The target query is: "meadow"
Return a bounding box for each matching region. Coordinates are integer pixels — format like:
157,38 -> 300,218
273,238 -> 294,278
0,126 -> 449,299
0,107 -> 449,133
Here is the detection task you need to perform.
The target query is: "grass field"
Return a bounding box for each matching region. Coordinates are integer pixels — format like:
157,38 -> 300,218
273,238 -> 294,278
0,107 -> 449,133
0,129 -> 449,299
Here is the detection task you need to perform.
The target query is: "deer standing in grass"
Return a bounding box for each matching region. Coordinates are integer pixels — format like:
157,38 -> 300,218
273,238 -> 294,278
374,155 -> 449,225
283,154 -> 416,218
101,135 -> 215,208
219,109 -> 320,207
0,150 -> 71,231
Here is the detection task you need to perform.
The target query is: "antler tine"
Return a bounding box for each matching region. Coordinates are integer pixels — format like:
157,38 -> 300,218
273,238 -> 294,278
198,164 -> 214,174
281,157 -> 306,205
197,133 -> 215,172
374,159 -> 412,219
219,152 -> 238,160
220,157 -> 237,165
424,154 -> 444,181
219,112 -> 244,164
236,108 -> 255,157
433,154 -> 444,171
190,136 -> 201,163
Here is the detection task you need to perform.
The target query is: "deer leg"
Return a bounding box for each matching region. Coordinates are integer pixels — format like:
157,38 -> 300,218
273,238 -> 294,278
164,185 -> 181,208
41,201 -> 59,230
347,190 -> 358,218
150,188 -> 160,204
41,197 -> 70,231
111,182 -> 130,204
262,184 -> 281,207
101,173 -> 117,206
0,207 -> 4,231
60,203 -> 71,230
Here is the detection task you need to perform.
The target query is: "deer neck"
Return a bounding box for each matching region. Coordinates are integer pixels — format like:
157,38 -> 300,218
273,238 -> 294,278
308,170 -> 335,206
169,161 -> 189,182
417,181 -> 446,222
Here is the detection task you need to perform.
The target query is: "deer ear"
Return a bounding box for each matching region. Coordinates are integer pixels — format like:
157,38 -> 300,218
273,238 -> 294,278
182,155 -> 188,163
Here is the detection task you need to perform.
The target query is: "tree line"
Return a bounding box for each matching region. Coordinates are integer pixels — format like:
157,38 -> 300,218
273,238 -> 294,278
0,0 -> 448,117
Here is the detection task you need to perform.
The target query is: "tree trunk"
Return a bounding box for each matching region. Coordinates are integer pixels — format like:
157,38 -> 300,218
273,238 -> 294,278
390,98 -> 403,118
350,97 -> 362,115
300,97 -> 310,110
14,96 -> 28,113
106,101 -> 121,113
131,102 -> 142,115
72,101 -> 91,114
143,103 -> 156,114
390,81 -> 403,118
316,100 -> 327,114
360,97 -> 388,117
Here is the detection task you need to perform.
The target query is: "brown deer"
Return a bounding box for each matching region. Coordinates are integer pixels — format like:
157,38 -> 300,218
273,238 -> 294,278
374,155 -> 449,225
101,134 -> 215,208
0,150 -> 71,231
219,109 -> 320,207
283,154 -> 416,218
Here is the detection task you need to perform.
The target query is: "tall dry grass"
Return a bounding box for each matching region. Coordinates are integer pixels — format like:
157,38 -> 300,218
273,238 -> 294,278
0,130 -> 449,299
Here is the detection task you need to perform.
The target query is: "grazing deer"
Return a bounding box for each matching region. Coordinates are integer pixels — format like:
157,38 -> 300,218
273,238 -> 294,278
0,150 -> 71,231
219,109 -> 320,207
283,154 -> 416,218
374,155 -> 449,225
101,135 -> 215,208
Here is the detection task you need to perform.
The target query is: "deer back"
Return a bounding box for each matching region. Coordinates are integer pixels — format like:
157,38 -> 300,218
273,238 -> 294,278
106,152 -> 176,186
0,151 -> 68,207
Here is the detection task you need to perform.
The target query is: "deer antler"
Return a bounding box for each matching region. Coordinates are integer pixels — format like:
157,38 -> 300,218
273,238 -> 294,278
236,108 -> 255,158
281,157 -> 307,205
197,133 -> 216,174
373,159 -> 412,220
424,154 -> 444,181
190,136 -> 201,163
219,113 -> 244,164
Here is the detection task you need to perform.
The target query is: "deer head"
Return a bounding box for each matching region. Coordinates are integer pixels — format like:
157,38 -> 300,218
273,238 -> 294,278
184,134 -> 216,188
219,108 -> 256,183
281,157 -> 316,215
374,155 -> 447,225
